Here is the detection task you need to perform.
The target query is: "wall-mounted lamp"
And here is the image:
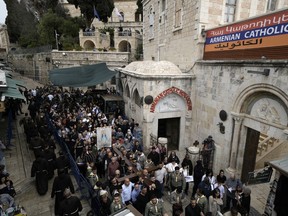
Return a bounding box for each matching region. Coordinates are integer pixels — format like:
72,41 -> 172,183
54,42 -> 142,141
62,52 -> 67,56
247,69 -> 270,76
201,25 -> 206,37
217,122 -> 225,134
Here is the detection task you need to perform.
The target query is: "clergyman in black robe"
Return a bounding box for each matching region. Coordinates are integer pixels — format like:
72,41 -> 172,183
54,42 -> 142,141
31,154 -> 49,195
51,169 -> 75,216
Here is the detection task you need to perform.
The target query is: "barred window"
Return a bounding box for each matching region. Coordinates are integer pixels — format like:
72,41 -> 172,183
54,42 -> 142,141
175,0 -> 182,28
224,0 -> 237,23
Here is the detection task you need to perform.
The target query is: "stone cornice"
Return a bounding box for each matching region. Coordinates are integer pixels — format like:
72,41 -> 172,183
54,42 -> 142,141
116,68 -> 195,80
196,59 -> 288,67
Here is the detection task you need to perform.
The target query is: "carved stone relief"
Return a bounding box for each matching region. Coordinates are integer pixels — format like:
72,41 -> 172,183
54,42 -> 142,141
155,93 -> 186,113
250,98 -> 287,125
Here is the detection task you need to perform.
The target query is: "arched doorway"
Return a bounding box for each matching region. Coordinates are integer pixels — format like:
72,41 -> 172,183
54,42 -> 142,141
229,84 -> 288,182
118,40 -> 131,52
83,40 -> 95,50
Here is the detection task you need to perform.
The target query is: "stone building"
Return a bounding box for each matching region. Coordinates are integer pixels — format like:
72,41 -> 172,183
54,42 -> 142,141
117,0 -> 288,187
69,0 -> 143,60
142,0 -> 288,71
0,24 -> 9,60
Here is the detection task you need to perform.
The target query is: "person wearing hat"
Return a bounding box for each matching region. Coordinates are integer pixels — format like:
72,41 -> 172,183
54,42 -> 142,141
99,190 -> 112,216
144,194 -> 165,216
169,166 -> 186,195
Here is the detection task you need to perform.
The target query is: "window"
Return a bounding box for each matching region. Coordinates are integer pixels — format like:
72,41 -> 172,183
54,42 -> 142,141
224,0 -> 237,23
267,0 -> 277,11
120,12 -> 124,22
161,0 -> 166,12
174,0 -> 182,28
133,89 -> 141,107
149,7 -> 154,39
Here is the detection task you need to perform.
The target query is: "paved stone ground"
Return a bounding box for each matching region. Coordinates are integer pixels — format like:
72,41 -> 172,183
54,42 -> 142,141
2,71 -> 267,215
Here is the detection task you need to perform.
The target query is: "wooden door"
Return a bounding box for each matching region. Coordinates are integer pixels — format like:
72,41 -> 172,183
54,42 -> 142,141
241,127 -> 260,183
158,118 -> 180,151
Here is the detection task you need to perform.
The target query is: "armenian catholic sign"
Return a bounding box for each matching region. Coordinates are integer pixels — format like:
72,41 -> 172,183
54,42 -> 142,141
204,9 -> 288,60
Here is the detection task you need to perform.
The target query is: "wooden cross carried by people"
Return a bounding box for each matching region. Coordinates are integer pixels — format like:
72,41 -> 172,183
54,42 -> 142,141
113,146 -> 159,185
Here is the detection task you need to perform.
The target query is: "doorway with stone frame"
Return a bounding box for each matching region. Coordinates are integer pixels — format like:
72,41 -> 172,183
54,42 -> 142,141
158,117 -> 180,151
229,84 -> 288,181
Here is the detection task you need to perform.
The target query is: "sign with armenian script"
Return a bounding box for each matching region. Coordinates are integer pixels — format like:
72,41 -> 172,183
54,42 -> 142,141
203,9 -> 288,60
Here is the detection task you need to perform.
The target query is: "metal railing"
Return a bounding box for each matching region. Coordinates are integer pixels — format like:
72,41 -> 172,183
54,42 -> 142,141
46,115 -> 101,216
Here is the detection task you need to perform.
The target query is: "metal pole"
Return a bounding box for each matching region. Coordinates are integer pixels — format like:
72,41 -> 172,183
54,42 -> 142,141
55,30 -> 59,50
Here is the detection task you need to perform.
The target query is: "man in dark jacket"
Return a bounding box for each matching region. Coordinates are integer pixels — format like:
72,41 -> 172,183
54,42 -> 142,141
133,186 -> 149,215
51,169 -> 75,216
59,188 -> 82,216
147,146 -> 160,166
185,197 -> 203,216
181,154 -> 193,195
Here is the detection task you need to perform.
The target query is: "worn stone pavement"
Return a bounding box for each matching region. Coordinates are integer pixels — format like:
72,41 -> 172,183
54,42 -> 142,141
2,71 -> 268,215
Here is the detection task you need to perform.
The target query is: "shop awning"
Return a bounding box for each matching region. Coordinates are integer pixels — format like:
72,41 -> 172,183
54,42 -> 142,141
6,77 -> 25,89
1,87 -> 26,101
268,157 -> 288,178
49,63 -> 117,87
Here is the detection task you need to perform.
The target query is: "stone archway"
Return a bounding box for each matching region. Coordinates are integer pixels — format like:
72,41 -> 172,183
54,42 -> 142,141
228,84 -> 288,177
118,40 -> 131,52
83,40 -> 95,50
150,86 -> 192,113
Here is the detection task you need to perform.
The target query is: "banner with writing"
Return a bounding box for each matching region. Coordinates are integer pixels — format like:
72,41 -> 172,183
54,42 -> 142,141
204,9 -> 288,59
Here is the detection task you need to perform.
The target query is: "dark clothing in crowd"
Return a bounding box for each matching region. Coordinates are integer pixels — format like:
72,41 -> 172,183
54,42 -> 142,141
147,151 -> 160,166
133,193 -> 149,214
44,148 -> 56,179
55,154 -> 70,174
185,203 -> 202,216
192,160 -> 204,197
59,195 -> 82,216
31,156 -> 49,195
51,172 -> 75,215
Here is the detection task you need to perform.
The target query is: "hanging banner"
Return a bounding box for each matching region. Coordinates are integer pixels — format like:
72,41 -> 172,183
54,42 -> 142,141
96,126 -> 112,149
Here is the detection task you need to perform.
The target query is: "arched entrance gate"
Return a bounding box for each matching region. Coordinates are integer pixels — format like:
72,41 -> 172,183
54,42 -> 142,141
228,84 -> 288,183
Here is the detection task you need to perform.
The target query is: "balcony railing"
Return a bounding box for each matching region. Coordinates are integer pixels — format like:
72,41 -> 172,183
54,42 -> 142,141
83,31 -> 96,36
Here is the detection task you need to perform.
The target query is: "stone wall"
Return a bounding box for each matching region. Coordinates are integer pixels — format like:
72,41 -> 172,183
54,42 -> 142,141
8,51 -> 131,85
142,0 -> 288,71
192,60 -> 288,173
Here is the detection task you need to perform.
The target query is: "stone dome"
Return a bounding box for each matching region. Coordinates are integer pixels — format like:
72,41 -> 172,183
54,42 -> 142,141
124,61 -> 182,75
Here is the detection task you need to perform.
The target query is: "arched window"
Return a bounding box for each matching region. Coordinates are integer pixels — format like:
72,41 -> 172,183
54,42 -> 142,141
133,89 -> 141,107
125,85 -> 130,98
120,12 -> 124,21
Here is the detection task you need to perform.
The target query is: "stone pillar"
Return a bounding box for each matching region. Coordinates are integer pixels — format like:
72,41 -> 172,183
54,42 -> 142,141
227,112 -> 244,173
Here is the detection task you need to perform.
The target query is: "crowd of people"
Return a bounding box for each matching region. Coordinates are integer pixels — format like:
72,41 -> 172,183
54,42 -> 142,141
13,85 -> 252,216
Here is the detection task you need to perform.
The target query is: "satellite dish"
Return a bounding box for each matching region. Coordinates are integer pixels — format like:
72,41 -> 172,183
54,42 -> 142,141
144,95 -> 153,105
219,110 -> 228,121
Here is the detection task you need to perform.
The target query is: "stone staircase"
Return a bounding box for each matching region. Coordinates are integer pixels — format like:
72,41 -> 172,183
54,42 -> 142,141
255,133 -> 285,169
